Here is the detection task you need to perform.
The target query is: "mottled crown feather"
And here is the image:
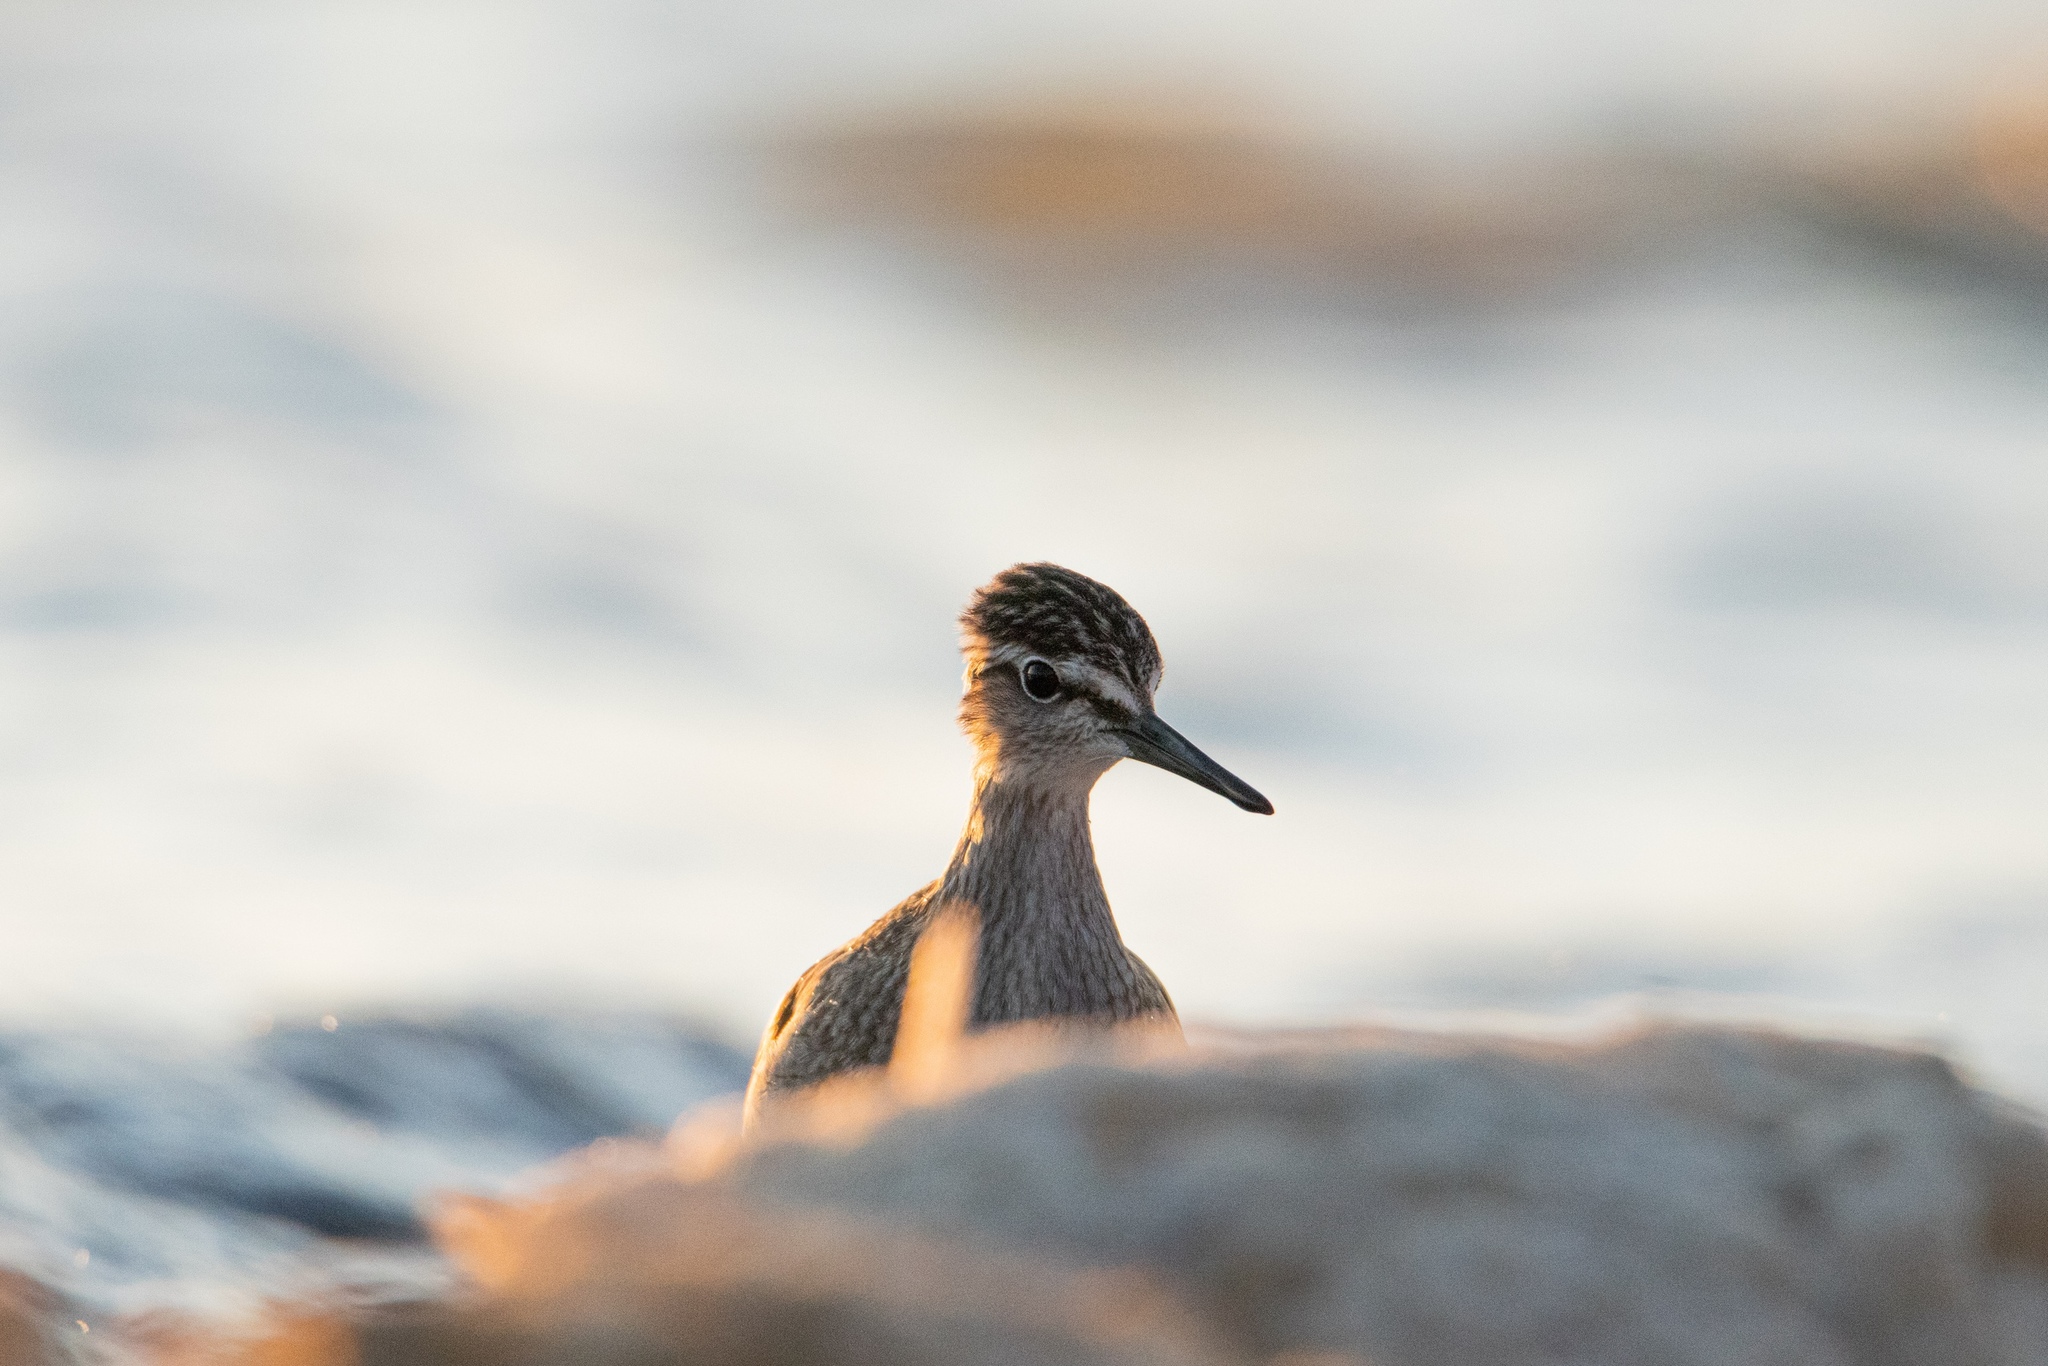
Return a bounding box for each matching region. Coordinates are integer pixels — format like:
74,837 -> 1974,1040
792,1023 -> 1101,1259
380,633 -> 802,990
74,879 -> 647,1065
960,563 -> 1163,695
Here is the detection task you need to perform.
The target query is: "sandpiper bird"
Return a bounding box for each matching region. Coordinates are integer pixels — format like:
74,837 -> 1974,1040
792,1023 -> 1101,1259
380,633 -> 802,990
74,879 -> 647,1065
745,562 -> 1271,1121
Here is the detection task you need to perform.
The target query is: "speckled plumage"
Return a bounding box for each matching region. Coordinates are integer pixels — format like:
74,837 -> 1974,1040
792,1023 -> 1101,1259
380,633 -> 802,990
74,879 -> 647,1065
746,564 -> 1264,1125
960,563 -> 1163,698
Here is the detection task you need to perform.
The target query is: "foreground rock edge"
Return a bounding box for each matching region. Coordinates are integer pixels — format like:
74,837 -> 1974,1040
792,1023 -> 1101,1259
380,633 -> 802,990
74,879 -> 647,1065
55,1021 -> 2048,1365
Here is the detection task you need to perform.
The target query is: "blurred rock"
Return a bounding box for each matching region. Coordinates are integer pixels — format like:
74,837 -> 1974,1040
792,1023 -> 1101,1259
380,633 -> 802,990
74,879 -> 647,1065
768,100 -> 1725,312
724,1024 -> 2048,1365
1773,83 -> 2048,296
765,90 -> 2048,320
236,1021 -> 2048,1364
0,1270 -> 85,1366
131,1307 -> 357,1366
355,1169 -> 1230,1366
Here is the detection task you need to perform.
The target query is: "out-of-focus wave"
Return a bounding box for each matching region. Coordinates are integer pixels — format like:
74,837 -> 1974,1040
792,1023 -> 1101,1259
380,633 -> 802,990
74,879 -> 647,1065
0,1009 -> 747,1327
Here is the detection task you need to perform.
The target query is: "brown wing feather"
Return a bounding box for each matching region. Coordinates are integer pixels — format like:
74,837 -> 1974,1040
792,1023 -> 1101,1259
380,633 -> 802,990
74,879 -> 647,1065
743,884 -> 939,1123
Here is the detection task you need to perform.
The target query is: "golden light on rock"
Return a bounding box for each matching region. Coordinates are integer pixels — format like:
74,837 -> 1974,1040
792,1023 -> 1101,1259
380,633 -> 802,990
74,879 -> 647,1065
1975,78 -> 2048,234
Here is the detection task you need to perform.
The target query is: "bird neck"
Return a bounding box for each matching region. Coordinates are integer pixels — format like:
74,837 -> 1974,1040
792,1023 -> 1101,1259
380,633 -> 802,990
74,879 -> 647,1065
938,767 -> 1116,942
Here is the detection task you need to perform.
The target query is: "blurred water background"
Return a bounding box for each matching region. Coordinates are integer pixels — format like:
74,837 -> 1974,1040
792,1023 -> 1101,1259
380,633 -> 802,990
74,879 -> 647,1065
4,0 -> 2048,1164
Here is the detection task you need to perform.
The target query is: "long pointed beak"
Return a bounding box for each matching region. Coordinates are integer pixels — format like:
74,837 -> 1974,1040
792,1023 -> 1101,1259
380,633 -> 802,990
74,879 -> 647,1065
1118,712 -> 1274,815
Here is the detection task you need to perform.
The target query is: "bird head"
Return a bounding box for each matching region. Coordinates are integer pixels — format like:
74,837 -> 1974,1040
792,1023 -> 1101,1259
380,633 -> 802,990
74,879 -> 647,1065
957,562 -> 1273,814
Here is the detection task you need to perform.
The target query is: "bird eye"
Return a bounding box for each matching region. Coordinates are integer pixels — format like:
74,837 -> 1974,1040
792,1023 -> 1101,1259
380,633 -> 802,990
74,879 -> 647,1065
1020,659 -> 1061,702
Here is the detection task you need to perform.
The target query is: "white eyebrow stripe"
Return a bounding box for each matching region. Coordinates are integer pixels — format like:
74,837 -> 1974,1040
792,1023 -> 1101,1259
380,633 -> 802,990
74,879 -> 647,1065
972,643 -> 1148,713
1058,661 -> 1145,713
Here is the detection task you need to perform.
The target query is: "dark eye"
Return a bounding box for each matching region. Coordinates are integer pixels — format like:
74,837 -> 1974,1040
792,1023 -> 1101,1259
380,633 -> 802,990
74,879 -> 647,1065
1020,659 -> 1061,701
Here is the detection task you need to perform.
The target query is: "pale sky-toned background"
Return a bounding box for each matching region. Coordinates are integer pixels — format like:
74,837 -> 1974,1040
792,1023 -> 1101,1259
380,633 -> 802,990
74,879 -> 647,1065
5,0 -> 2048,1098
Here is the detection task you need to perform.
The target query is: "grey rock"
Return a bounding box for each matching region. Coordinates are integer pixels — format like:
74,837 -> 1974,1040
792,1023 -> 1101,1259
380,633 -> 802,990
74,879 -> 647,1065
727,1024 -> 2048,1366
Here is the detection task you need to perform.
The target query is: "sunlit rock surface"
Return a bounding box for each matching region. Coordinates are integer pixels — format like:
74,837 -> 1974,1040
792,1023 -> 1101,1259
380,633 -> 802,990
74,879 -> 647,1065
358,1179 -> 1232,1366
348,1023 -> 2048,1366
